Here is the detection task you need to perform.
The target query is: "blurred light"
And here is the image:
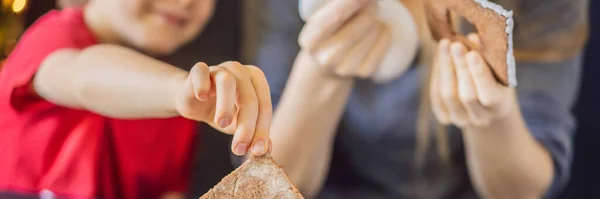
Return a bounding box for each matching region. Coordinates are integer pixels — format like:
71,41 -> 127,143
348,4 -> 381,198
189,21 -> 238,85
12,0 -> 25,14
3,0 -> 11,7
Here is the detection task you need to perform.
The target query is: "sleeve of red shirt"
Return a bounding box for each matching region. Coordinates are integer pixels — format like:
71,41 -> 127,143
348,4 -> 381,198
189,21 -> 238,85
2,11 -> 85,113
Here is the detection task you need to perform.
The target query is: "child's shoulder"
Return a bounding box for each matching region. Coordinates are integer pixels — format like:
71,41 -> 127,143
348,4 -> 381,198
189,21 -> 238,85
3,8 -> 97,64
20,8 -> 97,48
0,8 -> 98,87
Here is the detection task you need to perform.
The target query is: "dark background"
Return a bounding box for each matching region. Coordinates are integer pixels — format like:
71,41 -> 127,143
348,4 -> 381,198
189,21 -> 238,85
558,0 -> 600,198
21,0 -> 600,198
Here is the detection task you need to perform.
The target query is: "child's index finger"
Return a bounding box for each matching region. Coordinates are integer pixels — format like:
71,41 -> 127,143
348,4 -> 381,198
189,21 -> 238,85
246,65 -> 272,156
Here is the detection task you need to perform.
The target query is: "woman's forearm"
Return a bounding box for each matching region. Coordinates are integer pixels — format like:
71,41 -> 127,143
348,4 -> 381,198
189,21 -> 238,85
35,44 -> 188,118
462,103 -> 554,199
270,51 -> 353,197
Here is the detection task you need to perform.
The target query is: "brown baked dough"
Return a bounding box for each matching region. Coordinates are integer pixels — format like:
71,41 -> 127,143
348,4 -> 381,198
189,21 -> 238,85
199,155 -> 305,199
423,0 -> 516,87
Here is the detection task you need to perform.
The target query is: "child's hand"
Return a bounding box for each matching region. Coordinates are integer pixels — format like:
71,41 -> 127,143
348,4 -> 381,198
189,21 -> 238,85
430,34 -> 515,128
299,0 -> 391,78
175,61 -> 272,156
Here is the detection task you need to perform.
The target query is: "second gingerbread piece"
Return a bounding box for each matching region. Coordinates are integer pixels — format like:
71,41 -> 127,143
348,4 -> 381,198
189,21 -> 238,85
424,0 -> 516,87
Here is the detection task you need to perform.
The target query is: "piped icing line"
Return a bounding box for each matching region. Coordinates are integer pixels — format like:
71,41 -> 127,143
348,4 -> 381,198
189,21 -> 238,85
473,0 -> 517,87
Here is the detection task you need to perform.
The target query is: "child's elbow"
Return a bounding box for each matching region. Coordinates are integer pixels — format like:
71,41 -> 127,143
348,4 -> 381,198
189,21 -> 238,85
35,49 -> 85,108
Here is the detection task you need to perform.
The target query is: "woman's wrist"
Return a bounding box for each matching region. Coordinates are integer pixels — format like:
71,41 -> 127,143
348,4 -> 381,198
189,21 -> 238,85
295,50 -> 356,82
463,99 -> 524,136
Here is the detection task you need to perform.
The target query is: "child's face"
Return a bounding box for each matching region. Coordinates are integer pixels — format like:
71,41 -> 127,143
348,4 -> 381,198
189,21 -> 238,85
98,0 -> 215,55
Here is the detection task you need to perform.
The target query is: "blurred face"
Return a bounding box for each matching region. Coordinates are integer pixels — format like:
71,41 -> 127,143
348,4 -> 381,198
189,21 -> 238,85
95,0 -> 215,55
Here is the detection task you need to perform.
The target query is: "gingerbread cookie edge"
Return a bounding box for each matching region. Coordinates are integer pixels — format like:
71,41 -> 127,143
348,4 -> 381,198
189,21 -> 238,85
473,0 -> 516,87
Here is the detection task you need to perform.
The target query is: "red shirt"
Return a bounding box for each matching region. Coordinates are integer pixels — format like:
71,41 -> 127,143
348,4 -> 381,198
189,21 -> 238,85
0,8 -> 197,199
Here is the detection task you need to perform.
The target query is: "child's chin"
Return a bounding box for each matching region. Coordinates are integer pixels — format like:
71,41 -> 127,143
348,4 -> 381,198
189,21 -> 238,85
129,31 -> 192,56
139,43 -> 180,56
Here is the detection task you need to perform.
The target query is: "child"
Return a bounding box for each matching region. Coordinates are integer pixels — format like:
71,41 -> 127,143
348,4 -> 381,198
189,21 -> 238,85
0,0 -> 272,199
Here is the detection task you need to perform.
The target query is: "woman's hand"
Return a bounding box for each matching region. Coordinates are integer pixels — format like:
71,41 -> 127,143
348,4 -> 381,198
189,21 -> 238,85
175,61 -> 272,156
430,34 -> 516,128
298,0 -> 391,78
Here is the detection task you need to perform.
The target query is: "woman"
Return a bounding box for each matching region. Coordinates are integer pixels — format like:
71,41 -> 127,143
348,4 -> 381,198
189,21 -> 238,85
240,0 -> 587,198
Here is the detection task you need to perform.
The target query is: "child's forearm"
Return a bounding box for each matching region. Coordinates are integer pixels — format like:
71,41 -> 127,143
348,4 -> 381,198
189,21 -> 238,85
35,44 -> 188,119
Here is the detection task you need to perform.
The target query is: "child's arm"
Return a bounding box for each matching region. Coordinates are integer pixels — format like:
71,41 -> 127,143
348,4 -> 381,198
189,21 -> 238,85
34,44 -> 272,156
35,44 -> 186,118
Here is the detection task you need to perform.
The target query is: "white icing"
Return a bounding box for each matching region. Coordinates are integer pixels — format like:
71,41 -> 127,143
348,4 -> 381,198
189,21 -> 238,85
473,0 -> 517,87
298,0 -> 420,84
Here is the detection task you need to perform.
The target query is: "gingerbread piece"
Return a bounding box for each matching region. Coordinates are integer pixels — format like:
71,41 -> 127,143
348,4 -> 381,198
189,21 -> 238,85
424,0 -> 516,87
199,155 -> 304,199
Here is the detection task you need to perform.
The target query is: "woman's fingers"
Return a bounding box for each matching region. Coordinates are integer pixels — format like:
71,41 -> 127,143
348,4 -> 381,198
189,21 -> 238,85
466,51 -> 502,107
247,65 -> 273,156
313,4 -> 377,68
220,62 -> 259,156
466,33 -> 504,121
467,33 -> 482,49
299,0 -> 371,50
450,42 -> 492,126
440,41 -> 468,126
431,40 -> 451,124
433,34 -> 507,128
451,42 -> 479,125
335,20 -> 382,76
356,23 -> 392,78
